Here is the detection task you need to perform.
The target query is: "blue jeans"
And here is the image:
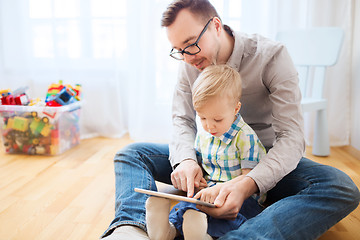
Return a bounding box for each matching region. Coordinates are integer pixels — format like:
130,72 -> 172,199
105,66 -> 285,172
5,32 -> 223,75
169,196 -> 263,238
101,142 -> 360,240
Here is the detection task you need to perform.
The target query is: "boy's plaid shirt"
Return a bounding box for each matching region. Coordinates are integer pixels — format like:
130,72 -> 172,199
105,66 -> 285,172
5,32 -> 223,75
195,114 -> 266,183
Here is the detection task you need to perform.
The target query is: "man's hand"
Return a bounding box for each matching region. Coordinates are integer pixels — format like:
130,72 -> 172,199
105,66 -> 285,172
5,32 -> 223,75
171,159 -> 205,197
197,176 -> 258,219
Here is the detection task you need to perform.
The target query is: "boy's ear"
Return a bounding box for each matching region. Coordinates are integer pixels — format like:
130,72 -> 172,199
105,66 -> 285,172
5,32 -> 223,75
235,101 -> 241,113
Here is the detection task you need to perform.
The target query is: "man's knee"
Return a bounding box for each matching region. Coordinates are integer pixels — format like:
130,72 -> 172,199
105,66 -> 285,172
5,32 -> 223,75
114,142 -> 149,162
331,167 -> 360,207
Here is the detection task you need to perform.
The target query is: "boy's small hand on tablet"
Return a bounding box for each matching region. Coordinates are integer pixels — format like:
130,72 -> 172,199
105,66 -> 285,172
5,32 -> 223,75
193,183 -> 223,204
196,186 -> 244,220
196,176 -> 258,219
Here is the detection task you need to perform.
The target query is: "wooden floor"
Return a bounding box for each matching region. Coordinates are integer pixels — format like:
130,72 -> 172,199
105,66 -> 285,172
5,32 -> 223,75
0,135 -> 359,240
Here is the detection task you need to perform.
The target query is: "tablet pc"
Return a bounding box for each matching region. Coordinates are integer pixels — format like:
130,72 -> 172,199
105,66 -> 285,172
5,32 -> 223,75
134,188 -> 216,208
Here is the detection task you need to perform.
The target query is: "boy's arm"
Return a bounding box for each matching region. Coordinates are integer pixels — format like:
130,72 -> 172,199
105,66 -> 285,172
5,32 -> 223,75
237,126 -> 266,171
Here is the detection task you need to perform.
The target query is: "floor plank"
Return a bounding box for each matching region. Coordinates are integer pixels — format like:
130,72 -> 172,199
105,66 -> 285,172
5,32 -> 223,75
0,135 -> 359,240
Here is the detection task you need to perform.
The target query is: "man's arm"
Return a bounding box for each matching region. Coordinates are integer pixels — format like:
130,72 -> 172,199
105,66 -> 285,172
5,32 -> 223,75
247,45 -> 305,194
169,63 -> 202,197
169,62 -> 199,167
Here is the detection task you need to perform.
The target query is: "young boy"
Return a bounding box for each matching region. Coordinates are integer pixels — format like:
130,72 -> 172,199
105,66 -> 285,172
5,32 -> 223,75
145,65 -> 266,240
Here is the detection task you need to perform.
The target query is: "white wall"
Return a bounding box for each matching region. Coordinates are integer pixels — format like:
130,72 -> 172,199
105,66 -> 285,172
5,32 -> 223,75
351,1 -> 360,150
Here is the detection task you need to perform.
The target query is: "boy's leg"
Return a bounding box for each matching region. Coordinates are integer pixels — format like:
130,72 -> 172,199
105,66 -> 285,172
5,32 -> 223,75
219,157 -> 360,240
145,197 -> 177,240
182,209 -> 212,240
101,143 -> 173,239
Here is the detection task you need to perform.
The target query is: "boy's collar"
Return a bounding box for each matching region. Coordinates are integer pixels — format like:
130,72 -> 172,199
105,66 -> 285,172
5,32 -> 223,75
206,113 -> 242,144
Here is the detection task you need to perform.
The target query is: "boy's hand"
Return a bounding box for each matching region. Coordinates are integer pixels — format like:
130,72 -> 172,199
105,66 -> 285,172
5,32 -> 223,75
196,176 -> 258,219
171,159 -> 204,197
194,169 -> 251,203
193,183 -> 223,203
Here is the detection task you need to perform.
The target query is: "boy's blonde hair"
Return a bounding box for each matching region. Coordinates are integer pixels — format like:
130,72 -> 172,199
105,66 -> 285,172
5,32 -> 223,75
192,65 -> 242,110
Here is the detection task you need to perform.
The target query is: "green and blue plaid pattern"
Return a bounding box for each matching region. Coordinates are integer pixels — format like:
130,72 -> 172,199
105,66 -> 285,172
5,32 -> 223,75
195,114 -> 266,183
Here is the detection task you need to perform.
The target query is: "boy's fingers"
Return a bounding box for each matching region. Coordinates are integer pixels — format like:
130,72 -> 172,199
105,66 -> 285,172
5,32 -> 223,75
193,191 -> 201,199
214,190 -> 227,207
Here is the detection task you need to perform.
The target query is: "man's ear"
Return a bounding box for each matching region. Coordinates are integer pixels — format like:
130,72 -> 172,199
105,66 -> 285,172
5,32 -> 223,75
213,17 -> 222,35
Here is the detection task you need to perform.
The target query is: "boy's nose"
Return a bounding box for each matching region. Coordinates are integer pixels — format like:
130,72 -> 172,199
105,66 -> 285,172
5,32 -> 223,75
206,122 -> 215,131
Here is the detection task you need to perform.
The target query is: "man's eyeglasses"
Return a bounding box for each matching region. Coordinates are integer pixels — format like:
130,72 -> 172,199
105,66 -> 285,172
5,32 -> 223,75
169,18 -> 213,60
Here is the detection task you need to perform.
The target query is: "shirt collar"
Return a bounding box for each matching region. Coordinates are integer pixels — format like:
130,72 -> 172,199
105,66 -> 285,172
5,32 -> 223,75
225,27 -> 244,72
204,113 -> 243,144
218,113 -> 243,144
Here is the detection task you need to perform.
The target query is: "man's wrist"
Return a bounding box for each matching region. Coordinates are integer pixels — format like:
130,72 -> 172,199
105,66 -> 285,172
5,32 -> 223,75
236,176 -> 259,198
173,158 -> 197,170
173,163 -> 180,170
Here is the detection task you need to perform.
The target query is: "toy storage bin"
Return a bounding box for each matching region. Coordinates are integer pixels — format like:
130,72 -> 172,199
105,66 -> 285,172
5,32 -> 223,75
0,102 -> 81,155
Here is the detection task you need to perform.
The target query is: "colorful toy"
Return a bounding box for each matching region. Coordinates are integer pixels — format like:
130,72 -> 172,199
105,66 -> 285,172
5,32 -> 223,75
12,86 -> 30,105
29,98 -> 43,106
0,89 -> 11,96
0,81 -> 81,155
45,80 -> 81,106
73,84 -> 82,101
29,114 -> 51,137
0,87 -> 30,106
12,117 -> 29,132
1,89 -> 15,105
0,104 -> 80,155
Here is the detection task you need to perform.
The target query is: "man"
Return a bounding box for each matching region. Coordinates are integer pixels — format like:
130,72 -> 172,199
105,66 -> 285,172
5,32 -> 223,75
102,0 -> 360,239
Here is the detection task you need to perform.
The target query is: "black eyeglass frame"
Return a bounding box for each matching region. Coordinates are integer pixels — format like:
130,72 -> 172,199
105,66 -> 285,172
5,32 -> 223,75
169,18 -> 214,60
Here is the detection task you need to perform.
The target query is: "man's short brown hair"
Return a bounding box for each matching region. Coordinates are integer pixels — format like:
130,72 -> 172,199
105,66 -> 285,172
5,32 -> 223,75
161,0 -> 220,27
